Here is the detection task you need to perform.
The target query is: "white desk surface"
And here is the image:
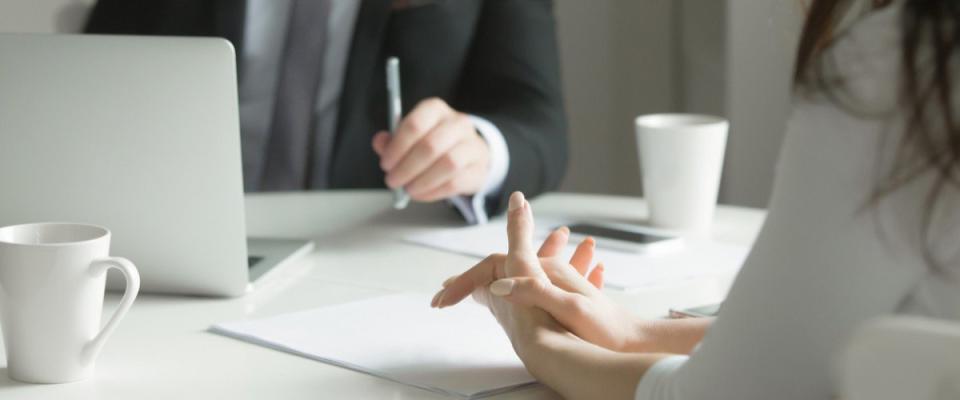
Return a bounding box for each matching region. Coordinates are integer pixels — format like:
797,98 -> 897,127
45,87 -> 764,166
0,191 -> 765,399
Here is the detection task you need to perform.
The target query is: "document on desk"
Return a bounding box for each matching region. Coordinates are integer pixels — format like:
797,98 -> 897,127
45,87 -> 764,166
210,294 -> 535,399
403,220 -> 750,291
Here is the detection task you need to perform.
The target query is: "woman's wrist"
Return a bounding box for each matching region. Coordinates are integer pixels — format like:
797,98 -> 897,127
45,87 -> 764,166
622,317 -> 656,353
518,325 -> 567,357
624,317 -> 714,354
523,330 -> 666,400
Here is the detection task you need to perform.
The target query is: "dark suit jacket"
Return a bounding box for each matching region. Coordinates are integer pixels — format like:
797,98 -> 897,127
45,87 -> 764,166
85,0 -> 568,215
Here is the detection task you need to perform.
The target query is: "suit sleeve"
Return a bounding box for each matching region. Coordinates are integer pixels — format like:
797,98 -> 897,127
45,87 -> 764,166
453,0 -> 568,215
84,0 -> 158,34
84,0 -> 224,39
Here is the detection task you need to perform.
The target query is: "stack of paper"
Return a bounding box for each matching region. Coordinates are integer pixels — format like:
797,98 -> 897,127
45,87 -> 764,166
211,294 -> 535,399
403,220 -> 750,290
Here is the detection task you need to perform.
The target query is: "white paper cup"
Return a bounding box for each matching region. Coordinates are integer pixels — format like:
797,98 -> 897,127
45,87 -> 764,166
636,114 -> 728,233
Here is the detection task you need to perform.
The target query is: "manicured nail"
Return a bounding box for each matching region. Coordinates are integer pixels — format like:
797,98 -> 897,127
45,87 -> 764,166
508,192 -> 525,212
431,290 -> 445,308
490,279 -> 515,296
442,275 -> 458,288
436,290 -> 448,308
558,226 -> 570,236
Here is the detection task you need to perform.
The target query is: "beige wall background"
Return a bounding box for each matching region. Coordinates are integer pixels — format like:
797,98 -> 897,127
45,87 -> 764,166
676,1 -> 804,206
556,0 -> 803,207
0,0 -> 803,208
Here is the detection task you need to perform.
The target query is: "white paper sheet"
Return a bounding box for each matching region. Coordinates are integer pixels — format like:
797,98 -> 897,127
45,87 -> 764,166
210,294 -> 535,399
403,220 -> 750,290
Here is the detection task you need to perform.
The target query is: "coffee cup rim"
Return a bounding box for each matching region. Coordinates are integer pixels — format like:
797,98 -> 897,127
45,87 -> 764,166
0,222 -> 111,247
635,113 -> 728,129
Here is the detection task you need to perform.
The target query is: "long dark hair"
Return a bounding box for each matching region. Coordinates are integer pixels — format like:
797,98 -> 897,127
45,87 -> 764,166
795,0 -> 960,270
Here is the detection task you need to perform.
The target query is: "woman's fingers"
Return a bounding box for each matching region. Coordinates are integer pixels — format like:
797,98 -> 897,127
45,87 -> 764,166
506,192 -> 542,278
569,237 -> 595,275
506,192 -> 536,258
489,277 -> 588,330
587,263 -> 605,289
537,226 -> 570,258
542,259 -> 600,295
442,275 -> 457,288
432,253 -> 507,308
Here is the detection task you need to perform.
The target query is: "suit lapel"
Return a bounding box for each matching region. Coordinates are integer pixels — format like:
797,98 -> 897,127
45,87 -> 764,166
336,0 -> 391,144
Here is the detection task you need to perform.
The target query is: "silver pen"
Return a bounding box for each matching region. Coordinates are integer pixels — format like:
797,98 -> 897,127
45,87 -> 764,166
386,57 -> 411,209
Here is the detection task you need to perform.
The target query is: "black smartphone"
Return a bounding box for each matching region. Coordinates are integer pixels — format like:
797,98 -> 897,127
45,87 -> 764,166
565,223 -> 682,253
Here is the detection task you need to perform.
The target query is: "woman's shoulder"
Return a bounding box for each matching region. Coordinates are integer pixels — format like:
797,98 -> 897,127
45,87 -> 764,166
812,4 -> 905,113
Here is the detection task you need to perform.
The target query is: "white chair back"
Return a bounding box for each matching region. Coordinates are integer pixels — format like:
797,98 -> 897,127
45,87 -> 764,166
842,317 -> 960,400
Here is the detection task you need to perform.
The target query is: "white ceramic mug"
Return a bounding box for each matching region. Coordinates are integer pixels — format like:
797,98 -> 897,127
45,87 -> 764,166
636,114 -> 728,233
0,222 -> 140,383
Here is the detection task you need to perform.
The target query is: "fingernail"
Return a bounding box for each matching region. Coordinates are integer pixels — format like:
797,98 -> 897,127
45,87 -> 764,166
442,275 -> 458,288
490,279 -> 515,296
436,290 -> 448,308
508,192 -> 525,212
559,226 -> 570,236
431,290 -> 444,308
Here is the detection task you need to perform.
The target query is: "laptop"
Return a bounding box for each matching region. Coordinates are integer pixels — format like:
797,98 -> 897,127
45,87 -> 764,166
0,34 -> 312,297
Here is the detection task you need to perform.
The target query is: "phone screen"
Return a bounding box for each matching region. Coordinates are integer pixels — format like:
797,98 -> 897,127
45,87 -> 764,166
566,224 -> 673,244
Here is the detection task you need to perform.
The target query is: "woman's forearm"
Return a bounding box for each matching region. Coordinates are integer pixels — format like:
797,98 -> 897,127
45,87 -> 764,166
522,331 -> 670,400
627,317 -> 714,354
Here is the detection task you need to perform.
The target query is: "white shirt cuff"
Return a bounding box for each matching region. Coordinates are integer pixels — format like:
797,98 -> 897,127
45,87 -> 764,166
448,115 -> 510,225
635,355 -> 688,400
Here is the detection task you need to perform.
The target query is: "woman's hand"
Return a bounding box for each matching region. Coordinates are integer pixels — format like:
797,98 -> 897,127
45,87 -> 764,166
429,192 -> 708,400
431,191 -> 647,352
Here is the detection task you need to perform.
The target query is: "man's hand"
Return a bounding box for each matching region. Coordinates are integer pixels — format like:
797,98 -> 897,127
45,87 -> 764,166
372,97 -> 490,202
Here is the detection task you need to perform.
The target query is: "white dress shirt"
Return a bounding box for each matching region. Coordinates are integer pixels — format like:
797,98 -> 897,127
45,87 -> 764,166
636,5 -> 960,399
239,0 -> 508,225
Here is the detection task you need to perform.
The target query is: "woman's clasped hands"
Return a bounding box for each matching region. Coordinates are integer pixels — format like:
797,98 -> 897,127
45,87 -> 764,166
430,191 -> 647,356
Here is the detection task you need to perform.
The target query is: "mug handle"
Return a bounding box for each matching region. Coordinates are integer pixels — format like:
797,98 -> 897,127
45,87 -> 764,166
81,257 -> 141,364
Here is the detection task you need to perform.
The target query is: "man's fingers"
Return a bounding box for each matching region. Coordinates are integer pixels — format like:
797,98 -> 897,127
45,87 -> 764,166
432,253 -> 507,308
404,137 -> 480,200
384,115 -> 471,190
506,192 -> 536,261
569,237 -> 595,275
380,98 -> 450,170
371,131 -> 391,156
537,227 -> 570,258
587,263 -> 605,289
417,160 -> 488,202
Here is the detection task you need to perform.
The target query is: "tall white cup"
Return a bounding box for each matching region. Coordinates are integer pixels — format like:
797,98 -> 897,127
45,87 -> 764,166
0,223 -> 140,383
636,114 -> 728,233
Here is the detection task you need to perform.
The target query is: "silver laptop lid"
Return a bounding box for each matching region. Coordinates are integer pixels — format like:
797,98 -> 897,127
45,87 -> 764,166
0,34 -> 249,297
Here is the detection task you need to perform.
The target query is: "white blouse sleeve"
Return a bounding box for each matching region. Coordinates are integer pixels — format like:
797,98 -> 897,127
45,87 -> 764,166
631,7 -> 950,399
632,106 -> 925,400
635,356 -> 688,399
